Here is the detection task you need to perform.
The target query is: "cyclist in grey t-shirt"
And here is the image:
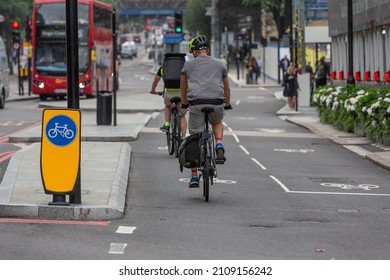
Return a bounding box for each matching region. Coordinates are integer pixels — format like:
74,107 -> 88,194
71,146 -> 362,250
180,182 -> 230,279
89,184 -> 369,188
180,35 -> 232,188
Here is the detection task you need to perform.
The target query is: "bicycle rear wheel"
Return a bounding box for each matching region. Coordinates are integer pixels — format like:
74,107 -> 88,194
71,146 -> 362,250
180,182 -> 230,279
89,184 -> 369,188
174,115 -> 182,158
167,118 -> 175,155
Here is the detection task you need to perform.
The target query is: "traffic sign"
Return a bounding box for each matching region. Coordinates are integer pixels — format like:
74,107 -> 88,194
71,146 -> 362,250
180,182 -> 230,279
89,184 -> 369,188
13,43 -> 20,50
41,109 -> 81,195
163,33 -> 183,44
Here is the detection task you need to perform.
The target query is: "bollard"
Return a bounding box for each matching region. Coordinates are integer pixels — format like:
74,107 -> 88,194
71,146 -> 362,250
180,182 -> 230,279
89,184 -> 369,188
96,91 -> 112,125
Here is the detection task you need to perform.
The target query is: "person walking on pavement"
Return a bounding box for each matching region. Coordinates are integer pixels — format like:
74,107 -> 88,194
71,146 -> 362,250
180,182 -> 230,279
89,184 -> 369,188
283,65 -> 299,110
256,56 -> 263,80
280,55 -> 290,75
305,61 -> 314,95
314,56 -> 329,89
180,35 -> 232,188
247,56 -> 259,84
150,65 -> 187,136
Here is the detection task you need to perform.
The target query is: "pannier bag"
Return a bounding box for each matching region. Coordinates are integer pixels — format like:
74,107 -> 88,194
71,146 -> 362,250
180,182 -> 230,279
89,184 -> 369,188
178,132 -> 202,169
162,53 -> 186,89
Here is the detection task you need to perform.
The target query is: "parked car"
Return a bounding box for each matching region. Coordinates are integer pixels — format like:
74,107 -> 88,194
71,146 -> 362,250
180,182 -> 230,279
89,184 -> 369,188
120,41 -> 137,59
0,36 -> 10,109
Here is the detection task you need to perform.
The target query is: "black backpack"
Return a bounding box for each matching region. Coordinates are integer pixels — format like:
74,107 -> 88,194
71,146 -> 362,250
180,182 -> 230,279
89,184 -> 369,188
178,132 -> 202,169
162,53 -> 186,89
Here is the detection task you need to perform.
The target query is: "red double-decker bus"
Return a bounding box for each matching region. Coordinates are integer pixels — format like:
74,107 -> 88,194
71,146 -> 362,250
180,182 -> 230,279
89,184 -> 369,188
32,0 -> 113,100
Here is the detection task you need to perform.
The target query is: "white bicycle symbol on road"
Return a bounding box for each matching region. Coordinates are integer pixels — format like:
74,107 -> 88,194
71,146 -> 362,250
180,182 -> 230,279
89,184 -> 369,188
321,183 -> 380,191
48,123 -> 75,139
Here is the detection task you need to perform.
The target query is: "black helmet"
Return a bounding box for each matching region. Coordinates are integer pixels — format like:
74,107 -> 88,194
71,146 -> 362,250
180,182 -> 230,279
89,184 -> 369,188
189,35 -> 209,53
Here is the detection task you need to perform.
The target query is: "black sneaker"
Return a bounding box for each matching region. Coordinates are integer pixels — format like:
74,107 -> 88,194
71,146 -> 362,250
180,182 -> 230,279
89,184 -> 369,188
160,124 -> 169,132
215,143 -> 226,164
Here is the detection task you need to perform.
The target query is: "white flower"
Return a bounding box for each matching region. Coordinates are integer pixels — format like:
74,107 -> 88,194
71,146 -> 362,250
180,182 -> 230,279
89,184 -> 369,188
372,120 -> 377,127
357,90 -> 365,95
387,106 -> 390,113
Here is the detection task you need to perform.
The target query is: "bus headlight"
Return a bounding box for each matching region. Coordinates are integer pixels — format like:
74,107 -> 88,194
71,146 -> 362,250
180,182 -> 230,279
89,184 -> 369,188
79,80 -> 91,89
33,80 -> 45,89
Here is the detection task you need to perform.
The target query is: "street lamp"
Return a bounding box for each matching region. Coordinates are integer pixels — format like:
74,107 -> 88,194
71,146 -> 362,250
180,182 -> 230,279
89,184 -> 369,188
347,0 -> 355,85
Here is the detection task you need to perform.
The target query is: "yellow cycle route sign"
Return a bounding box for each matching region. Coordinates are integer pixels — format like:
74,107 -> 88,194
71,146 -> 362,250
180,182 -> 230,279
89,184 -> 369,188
41,109 -> 81,195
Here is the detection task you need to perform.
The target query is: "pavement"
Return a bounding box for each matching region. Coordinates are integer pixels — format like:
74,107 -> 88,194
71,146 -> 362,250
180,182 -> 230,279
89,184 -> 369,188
1,58 -> 390,221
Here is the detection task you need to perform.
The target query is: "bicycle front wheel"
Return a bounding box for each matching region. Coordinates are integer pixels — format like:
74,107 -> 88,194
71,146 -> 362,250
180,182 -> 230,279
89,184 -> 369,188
203,154 -> 210,202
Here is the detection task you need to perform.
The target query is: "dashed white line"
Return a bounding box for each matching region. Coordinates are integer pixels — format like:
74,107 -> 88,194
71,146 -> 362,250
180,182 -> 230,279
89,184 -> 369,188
116,226 -> 136,234
239,145 -> 250,155
251,158 -> 267,170
109,243 -> 127,254
235,100 -> 240,106
232,134 -> 240,143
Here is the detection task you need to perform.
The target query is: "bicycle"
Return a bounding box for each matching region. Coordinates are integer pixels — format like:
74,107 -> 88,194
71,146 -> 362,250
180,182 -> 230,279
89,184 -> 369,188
152,91 -> 183,157
198,107 -> 217,202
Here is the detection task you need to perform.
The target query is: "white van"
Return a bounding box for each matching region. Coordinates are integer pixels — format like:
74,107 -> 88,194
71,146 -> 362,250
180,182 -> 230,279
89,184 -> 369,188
120,40 -> 137,59
0,36 -> 10,109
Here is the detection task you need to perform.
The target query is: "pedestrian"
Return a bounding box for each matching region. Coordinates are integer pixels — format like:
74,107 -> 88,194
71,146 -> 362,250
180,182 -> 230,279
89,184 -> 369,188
280,55 -> 290,75
304,61 -> 314,94
256,56 -> 263,80
283,65 -> 299,110
314,57 -> 329,89
247,56 -> 259,84
150,60 -> 187,136
180,35 -> 232,188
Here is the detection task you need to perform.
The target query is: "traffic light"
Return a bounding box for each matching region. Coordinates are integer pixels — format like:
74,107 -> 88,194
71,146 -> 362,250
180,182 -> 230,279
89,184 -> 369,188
25,18 -> 32,41
174,11 -> 183,33
11,21 -> 20,44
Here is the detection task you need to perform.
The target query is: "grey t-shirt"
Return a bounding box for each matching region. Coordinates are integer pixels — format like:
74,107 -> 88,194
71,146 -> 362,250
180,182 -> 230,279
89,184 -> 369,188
181,55 -> 228,101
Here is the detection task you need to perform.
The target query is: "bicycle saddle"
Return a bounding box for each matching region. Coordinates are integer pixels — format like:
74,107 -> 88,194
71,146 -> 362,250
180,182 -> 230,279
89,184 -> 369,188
201,107 -> 214,113
170,97 -> 182,104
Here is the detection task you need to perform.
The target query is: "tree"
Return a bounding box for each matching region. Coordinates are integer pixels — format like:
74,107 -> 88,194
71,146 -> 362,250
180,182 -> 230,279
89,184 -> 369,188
242,0 -> 287,40
184,0 -> 211,38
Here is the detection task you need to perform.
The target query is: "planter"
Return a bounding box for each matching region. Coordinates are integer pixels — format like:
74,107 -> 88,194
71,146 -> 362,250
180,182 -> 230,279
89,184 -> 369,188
382,134 -> 390,146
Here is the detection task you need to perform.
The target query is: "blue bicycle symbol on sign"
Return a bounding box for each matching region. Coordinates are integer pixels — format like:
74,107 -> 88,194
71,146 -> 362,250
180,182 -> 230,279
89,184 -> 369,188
46,115 -> 77,147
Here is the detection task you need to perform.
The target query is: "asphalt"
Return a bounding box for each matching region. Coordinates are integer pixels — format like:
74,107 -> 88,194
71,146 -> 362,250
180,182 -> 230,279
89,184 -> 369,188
1,59 -> 390,221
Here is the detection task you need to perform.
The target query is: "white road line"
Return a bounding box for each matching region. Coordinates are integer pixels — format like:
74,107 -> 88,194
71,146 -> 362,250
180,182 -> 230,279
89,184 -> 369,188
239,145 -> 250,155
251,158 -> 267,170
109,243 -> 127,254
227,127 -> 233,132
235,100 -> 240,106
232,134 -> 240,143
116,226 -> 136,234
287,190 -> 390,196
269,175 -> 290,192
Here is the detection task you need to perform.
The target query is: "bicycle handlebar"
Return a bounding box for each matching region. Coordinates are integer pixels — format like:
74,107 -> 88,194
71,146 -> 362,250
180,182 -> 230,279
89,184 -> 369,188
149,91 -> 164,96
181,103 -> 233,110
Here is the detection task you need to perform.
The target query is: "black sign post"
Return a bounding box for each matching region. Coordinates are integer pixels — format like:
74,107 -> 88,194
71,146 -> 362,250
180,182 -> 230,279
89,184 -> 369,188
66,0 -> 81,204
112,9 -> 117,126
